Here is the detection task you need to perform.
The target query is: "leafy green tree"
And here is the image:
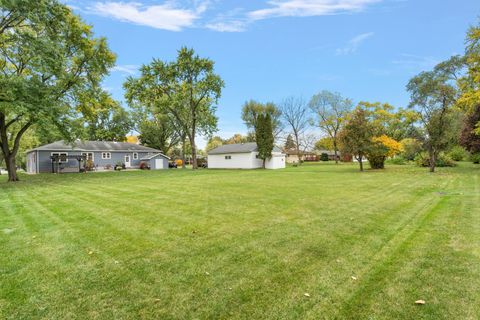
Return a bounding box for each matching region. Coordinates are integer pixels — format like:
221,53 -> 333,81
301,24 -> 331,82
224,133 -> 253,144
284,134 -> 296,150
242,100 -> 283,139
77,88 -> 132,141
138,114 -> 180,155
0,0 -> 115,181
255,113 -> 274,168
206,136 -> 223,152
338,108 -> 375,171
314,137 -> 334,151
125,47 -> 224,169
407,58 -> 462,172
460,103 -> 480,155
309,91 -> 353,164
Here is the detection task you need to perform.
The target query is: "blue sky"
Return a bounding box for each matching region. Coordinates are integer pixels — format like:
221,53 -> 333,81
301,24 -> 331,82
69,0 -> 479,147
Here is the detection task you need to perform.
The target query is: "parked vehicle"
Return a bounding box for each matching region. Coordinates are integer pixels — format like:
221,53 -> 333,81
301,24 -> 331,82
169,162 -> 178,168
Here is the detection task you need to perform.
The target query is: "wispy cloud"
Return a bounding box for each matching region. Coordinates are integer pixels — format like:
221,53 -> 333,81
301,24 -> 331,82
336,32 -> 374,55
248,0 -> 382,20
90,1 -> 209,31
392,53 -> 439,71
205,8 -> 249,32
111,64 -> 139,75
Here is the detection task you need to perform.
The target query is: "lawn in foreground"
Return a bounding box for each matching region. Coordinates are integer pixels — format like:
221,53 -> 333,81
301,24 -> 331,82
0,163 -> 479,319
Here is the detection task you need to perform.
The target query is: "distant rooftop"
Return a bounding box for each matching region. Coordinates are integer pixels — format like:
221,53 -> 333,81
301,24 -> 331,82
29,140 -> 161,152
208,142 -> 283,155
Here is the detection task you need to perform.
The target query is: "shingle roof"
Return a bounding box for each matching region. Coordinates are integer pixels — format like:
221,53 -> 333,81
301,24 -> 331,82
140,153 -> 171,160
29,140 -> 161,152
208,142 -> 283,155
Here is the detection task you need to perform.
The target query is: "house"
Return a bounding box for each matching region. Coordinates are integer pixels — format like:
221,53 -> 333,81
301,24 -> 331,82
284,149 -> 342,163
26,140 -> 170,174
207,142 -> 286,169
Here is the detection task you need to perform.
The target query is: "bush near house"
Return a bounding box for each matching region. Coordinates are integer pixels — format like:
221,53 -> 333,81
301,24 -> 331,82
320,153 -> 329,161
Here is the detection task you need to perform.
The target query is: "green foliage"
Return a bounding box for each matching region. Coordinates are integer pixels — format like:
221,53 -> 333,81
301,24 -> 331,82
366,140 -> 389,169
241,100 -> 282,138
125,47 -> 224,169
0,0 -> 116,181
255,113 -> 274,167
448,146 -> 467,161
400,138 -> 423,161
386,156 -> 407,165
460,104 -> 480,153
320,153 -> 329,161
339,107 -> 375,171
315,137 -> 334,151
309,91 -> 352,163
415,152 -> 456,167
284,134 -> 296,150
470,152 -> 480,164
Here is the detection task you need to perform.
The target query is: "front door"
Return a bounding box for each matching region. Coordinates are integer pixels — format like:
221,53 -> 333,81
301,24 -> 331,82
125,155 -> 131,168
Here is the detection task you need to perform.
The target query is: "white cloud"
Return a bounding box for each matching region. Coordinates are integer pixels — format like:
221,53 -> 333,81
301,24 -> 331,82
90,1 -> 206,31
336,32 -> 374,55
111,64 -> 139,75
392,53 -> 439,70
248,0 -> 382,20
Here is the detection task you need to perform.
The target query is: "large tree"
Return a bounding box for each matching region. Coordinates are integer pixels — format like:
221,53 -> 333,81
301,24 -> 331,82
338,108 -> 374,171
255,113 -> 274,168
77,88 -> 133,141
309,91 -> 352,164
125,47 -> 224,169
460,103 -> 480,155
0,0 -> 115,181
407,58 -> 462,172
241,100 -> 283,139
280,96 -> 309,164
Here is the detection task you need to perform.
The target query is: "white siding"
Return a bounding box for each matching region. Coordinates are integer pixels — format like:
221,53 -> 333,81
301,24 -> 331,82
208,151 -> 286,169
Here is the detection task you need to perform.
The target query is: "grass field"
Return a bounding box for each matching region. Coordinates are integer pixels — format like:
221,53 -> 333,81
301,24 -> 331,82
1,163 -> 479,319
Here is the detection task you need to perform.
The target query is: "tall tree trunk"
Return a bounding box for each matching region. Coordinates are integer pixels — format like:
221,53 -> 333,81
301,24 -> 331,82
333,138 -> 339,164
181,136 -> 186,169
429,148 -> 436,173
5,154 -> 18,182
190,135 -> 198,170
358,155 -> 364,172
294,132 -> 301,166
263,158 -> 266,169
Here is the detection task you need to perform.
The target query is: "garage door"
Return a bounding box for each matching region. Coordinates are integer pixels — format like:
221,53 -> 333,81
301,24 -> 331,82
155,158 -> 164,169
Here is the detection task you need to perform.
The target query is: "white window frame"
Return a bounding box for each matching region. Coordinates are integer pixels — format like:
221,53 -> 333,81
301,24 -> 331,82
51,152 -> 69,163
82,152 -> 94,161
101,152 -> 111,160
133,152 -> 138,160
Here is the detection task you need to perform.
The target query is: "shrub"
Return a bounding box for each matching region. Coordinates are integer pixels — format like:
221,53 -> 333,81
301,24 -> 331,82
387,156 -> 407,165
415,152 -> 456,167
320,153 -> 329,161
368,154 -> 386,169
85,159 -> 95,171
175,159 -> 183,167
400,138 -> 423,161
470,153 -> 480,164
139,161 -> 150,170
448,146 -> 467,161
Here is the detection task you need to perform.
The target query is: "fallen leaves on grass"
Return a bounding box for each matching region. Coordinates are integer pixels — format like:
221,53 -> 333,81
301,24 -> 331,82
415,300 -> 426,305
304,293 -> 310,297
351,276 -> 357,281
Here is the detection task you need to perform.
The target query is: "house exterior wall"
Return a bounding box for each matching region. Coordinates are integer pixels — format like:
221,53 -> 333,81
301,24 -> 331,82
207,151 -> 285,169
29,150 -> 154,173
148,156 -> 169,170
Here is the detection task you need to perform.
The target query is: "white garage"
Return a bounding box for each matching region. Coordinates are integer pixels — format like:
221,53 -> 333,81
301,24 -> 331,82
207,142 -> 286,170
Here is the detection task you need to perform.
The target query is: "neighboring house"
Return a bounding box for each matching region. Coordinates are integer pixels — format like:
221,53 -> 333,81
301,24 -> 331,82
284,149 -> 341,163
207,142 -> 286,169
26,140 -> 170,174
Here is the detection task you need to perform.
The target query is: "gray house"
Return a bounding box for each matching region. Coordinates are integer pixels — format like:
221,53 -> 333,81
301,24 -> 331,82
26,140 -> 170,174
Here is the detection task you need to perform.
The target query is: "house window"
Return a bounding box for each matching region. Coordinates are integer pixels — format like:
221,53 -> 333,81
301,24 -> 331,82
133,152 -> 138,160
82,152 -> 94,161
51,152 -> 68,163
101,152 -> 111,160
225,155 -> 232,160
256,154 -> 260,159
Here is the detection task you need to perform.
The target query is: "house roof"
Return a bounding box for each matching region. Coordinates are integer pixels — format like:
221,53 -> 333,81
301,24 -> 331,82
140,153 -> 171,160
208,142 -> 283,155
28,140 -> 161,153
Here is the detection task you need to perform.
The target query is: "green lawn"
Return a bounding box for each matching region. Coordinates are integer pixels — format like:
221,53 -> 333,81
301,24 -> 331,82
1,163 -> 479,319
